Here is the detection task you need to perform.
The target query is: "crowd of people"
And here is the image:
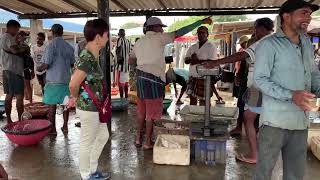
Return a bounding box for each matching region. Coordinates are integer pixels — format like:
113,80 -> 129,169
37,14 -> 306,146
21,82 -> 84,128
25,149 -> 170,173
1,0 -> 320,179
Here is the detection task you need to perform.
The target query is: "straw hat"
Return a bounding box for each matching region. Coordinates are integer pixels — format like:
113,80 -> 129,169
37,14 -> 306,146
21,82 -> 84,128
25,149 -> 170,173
238,35 -> 249,45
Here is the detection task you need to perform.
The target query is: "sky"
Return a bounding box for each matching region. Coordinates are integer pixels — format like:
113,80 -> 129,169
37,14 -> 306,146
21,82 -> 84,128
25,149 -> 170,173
0,8 -> 278,33
56,14 -> 278,29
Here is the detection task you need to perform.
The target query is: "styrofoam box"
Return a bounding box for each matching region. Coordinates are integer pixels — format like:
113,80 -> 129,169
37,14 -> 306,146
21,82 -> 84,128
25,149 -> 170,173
310,136 -> 320,161
153,134 -> 190,166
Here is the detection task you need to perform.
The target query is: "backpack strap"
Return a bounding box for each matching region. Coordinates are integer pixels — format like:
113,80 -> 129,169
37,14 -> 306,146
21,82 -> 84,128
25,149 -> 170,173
81,82 -> 101,108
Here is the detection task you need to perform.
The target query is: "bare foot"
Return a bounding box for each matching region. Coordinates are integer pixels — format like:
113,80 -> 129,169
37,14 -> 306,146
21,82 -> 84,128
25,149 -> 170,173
235,153 -> 257,164
230,127 -> 242,136
176,100 -> 183,105
143,144 -> 153,150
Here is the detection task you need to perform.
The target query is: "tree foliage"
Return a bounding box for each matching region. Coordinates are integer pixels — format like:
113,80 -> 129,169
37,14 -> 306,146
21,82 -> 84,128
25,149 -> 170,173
120,22 -> 141,29
167,15 -> 248,34
313,10 -> 320,17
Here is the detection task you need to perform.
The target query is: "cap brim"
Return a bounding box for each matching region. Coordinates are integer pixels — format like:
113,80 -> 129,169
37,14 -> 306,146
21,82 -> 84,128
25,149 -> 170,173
147,24 -> 167,27
310,4 -> 319,12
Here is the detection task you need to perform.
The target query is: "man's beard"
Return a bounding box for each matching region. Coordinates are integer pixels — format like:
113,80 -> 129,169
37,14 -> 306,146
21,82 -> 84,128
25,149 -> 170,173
295,22 -> 309,33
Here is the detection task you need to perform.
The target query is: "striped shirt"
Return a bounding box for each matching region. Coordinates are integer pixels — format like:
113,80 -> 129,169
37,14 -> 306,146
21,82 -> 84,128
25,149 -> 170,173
116,37 -> 131,72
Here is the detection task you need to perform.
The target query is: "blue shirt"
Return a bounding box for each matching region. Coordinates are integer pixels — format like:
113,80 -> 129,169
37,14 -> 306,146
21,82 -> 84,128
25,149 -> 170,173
42,37 -> 75,84
254,30 -> 320,130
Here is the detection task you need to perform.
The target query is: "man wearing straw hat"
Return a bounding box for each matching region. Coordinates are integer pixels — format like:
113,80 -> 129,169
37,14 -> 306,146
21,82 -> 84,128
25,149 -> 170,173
129,16 -> 213,149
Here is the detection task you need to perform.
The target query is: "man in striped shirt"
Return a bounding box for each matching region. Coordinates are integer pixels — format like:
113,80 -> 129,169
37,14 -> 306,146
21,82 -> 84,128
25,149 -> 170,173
116,29 -> 131,98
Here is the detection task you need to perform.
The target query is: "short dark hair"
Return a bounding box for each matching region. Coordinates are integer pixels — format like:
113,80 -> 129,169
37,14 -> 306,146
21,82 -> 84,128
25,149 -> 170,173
84,19 -> 109,42
37,32 -> 45,39
119,29 -> 125,32
7,20 -> 20,28
197,26 -> 209,33
51,24 -> 63,36
254,18 -> 274,31
145,25 -> 154,32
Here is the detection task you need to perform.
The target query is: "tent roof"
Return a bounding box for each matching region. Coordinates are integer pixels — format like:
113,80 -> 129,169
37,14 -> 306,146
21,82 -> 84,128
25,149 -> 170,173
1,0 -> 318,19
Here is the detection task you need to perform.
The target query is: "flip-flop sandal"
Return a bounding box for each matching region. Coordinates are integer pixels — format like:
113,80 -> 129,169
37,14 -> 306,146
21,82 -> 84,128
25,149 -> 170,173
135,135 -> 143,148
75,122 -> 81,128
230,131 -> 241,137
143,145 -> 153,150
235,154 -> 256,164
135,141 -> 142,148
230,134 -> 241,138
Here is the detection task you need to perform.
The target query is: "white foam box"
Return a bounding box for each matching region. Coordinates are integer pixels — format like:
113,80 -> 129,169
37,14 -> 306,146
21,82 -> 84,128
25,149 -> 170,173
308,123 -> 320,148
310,136 -> 320,161
153,134 -> 190,166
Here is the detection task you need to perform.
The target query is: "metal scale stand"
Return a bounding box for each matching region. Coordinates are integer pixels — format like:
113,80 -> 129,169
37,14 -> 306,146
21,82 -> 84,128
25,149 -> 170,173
196,65 -> 220,137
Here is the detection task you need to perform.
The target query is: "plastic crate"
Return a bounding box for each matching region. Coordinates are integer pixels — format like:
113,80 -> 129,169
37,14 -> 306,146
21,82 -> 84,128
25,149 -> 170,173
191,121 -> 229,136
193,139 -> 227,165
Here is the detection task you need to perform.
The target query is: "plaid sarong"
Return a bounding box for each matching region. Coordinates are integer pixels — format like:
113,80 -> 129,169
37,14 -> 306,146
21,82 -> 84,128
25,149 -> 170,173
136,69 -> 164,99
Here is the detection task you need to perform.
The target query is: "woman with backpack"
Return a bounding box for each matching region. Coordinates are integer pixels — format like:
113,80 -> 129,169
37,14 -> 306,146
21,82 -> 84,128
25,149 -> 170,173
68,19 -> 111,180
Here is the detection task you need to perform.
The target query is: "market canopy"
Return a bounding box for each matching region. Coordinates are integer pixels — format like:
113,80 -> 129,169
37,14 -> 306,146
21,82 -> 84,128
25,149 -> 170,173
1,0 -> 318,19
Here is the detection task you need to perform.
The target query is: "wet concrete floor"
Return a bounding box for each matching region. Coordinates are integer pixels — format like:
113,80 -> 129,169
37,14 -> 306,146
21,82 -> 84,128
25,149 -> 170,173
1,94 -> 320,180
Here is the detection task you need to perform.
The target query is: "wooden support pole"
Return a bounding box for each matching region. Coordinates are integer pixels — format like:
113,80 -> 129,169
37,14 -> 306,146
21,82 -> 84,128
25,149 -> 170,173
97,0 -> 112,133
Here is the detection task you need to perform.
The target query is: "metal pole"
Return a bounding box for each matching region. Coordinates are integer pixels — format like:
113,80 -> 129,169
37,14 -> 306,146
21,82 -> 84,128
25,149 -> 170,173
204,75 -> 211,137
98,0 -> 112,133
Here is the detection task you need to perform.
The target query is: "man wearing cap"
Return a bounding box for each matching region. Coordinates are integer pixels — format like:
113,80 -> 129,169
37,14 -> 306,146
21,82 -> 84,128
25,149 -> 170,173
253,0 -> 320,179
38,24 -> 75,135
234,35 -> 249,81
129,16 -> 212,149
0,20 -> 28,124
185,26 -> 223,106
